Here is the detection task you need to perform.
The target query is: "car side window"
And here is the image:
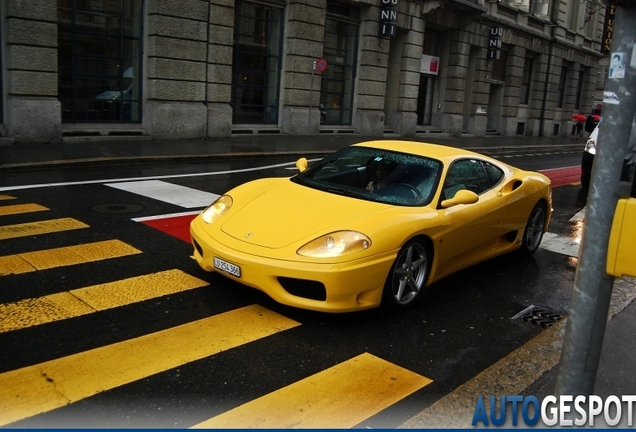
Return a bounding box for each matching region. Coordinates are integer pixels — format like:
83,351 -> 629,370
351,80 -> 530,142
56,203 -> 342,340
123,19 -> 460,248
442,159 -> 492,199
482,161 -> 504,186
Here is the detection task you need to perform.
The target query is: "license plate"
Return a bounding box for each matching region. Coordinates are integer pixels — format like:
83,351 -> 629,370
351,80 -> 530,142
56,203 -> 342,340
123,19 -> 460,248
213,256 -> 241,278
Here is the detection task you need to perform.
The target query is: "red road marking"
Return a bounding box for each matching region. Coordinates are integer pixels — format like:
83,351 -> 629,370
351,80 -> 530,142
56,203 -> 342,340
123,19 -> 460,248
141,214 -> 196,243
142,166 -> 581,242
539,166 -> 581,187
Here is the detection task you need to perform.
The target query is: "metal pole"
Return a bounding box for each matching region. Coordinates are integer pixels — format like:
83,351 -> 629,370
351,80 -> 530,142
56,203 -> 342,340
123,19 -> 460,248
309,60 -> 316,130
555,1 -> 636,396
539,4 -> 558,137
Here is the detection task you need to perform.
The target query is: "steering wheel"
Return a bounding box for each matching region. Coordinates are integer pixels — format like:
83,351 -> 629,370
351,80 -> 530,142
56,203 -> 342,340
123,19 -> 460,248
398,183 -> 422,200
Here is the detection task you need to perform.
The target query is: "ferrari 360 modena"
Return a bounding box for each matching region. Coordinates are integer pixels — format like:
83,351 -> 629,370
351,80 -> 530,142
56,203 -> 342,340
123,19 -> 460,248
190,141 -> 552,313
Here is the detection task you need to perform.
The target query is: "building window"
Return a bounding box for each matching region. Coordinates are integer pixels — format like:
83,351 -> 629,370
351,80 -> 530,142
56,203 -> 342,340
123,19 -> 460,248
568,0 -> 581,31
530,0 -> 550,18
520,57 -> 533,105
58,0 -> 143,123
231,0 -> 284,124
556,66 -> 567,108
574,69 -> 585,111
320,2 -> 359,125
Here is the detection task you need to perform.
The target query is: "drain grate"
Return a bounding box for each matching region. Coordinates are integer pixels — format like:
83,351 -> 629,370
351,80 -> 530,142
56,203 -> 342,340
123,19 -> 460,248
512,305 -> 565,328
90,203 -> 144,214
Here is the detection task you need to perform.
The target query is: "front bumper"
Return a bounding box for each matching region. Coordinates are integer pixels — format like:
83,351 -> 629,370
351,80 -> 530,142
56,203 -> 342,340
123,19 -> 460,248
190,217 -> 396,312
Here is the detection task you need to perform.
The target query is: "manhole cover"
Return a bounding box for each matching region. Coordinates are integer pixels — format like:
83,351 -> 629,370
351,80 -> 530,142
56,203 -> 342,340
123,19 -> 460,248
511,305 -> 565,328
90,203 -> 144,214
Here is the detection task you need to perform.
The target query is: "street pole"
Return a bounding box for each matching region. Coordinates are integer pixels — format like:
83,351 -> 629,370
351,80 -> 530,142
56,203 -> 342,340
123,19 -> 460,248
539,1 -> 558,137
555,1 -> 636,396
309,60 -> 316,130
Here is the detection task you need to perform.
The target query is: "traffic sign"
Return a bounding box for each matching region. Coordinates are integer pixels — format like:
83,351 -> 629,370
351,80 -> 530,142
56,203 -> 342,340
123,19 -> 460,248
315,58 -> 327,73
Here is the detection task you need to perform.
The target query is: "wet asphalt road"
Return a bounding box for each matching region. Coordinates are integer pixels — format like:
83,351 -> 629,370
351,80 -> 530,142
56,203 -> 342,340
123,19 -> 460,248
0,150 -> 588,428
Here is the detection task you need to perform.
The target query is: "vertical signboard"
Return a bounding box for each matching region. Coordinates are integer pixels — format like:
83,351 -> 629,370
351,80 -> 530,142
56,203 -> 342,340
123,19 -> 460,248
602,3 -> 617,54
380,0 -> 397,37
488,26 -> 502,60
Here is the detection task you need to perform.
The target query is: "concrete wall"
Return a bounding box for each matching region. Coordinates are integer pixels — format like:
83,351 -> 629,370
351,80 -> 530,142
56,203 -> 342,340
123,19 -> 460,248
4,0 -> 60,142
145,0 -> 210,139
280,0 -> 326,135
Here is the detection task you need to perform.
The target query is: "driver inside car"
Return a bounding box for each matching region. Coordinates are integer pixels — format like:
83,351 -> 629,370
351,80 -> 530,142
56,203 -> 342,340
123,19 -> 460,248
365,158 -> 396,191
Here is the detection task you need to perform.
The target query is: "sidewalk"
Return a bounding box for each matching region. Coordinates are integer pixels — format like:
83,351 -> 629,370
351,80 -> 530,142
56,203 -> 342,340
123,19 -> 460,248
0,133 -> 583,169
1,131 -> 633,428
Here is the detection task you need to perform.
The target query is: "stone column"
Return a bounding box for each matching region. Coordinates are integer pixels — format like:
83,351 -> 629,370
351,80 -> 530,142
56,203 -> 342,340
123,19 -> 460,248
280,0 -> 326,135
501,44 -> 523,135
441,32 -> 469,137
206,0 -> 233,137
145,0 -> 210,139
4,0 -> 61,142
353,4 -> 389,136
388,1 -> 424,137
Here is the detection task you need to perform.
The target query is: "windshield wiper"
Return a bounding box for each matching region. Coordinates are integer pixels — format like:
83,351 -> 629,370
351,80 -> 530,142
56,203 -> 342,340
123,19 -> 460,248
325,187 -> 365,198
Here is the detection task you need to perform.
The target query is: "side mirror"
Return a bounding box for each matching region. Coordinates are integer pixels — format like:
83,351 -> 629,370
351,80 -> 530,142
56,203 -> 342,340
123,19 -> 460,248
441,189 -> 479,208
296,157 -> 308,173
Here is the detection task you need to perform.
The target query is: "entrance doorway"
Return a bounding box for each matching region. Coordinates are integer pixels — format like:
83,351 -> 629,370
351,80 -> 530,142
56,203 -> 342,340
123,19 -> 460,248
487,84 -> 503,130
486,49 -> 507,132
416,29 -> 440,126
417,75 -> 435,125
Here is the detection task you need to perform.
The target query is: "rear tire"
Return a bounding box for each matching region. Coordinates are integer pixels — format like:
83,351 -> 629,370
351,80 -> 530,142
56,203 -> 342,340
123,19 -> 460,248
382,239 -> 431,310
520,203 -> 546,256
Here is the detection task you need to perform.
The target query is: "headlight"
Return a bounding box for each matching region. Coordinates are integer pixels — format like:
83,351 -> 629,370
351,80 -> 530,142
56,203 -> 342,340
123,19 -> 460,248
297,231 -> 371,258
201,195 -> 232,224
584,138 -> 596,155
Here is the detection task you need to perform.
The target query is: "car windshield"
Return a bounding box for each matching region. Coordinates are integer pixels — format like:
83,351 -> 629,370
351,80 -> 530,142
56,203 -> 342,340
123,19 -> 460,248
292,146 -> 443,206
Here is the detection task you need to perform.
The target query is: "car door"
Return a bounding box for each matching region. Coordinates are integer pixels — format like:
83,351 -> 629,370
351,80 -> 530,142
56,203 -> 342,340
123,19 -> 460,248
436,158 -> 508,276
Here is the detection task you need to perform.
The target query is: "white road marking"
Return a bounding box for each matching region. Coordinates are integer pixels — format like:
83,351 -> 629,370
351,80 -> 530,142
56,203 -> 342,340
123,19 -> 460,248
0,160 -> 306,192
132,210 -> 201,222
106,180 -> 218,208
540,232 -> 580,258
570,207 -> 586,221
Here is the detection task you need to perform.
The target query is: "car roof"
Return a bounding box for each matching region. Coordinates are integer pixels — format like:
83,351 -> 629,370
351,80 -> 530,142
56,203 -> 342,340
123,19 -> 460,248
352,140 -> 491,163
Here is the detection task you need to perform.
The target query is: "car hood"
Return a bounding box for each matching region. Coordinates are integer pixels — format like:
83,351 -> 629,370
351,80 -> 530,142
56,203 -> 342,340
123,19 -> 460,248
221,180 -> 390,249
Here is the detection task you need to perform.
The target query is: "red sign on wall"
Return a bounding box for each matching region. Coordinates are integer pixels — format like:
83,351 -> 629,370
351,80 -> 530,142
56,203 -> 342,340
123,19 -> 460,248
315,58 -> 327,73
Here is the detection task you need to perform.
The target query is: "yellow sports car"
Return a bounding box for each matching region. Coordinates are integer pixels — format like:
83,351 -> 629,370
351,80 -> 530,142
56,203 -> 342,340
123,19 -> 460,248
190,141 -> 552,313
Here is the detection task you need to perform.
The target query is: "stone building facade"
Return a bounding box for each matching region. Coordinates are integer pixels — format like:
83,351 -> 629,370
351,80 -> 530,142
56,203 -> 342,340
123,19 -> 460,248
0,0 -> 608,142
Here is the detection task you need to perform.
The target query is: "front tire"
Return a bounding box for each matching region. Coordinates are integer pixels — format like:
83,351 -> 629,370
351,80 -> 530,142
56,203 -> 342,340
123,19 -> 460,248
520,203 -> 546,256
383,239 -> 431,309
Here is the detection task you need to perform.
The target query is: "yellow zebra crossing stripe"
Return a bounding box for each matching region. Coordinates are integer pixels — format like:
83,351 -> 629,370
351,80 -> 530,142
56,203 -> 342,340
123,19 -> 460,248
0,304 -> 300,426
194,352 -> 432,428
0,239 -> 141,276
0,203 -> 48,216
0,217 -> 88,240
0,269 -> 209,333
0,195 -> 16,200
